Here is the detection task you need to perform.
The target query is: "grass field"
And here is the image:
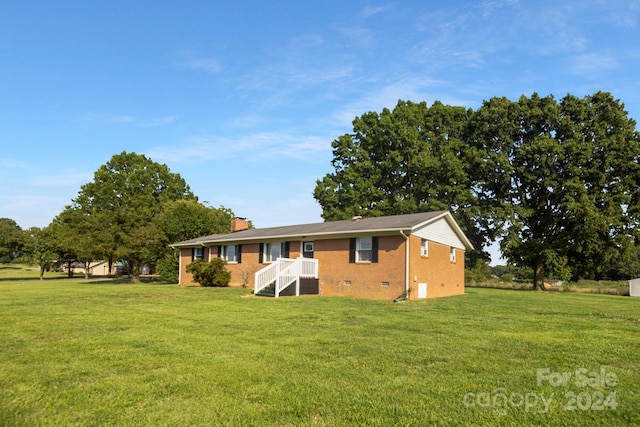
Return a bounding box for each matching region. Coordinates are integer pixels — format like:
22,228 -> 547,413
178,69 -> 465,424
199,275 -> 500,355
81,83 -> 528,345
1,267 -> 639,426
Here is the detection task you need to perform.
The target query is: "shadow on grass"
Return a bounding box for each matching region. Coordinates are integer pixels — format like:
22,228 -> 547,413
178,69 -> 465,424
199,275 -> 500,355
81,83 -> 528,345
0,273 -> 175,286
0,275 -> 72,282
83,276 -> 176,286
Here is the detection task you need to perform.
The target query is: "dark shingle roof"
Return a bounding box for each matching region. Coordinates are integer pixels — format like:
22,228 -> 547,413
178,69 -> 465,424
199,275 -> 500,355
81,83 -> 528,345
171,211 -> 454,247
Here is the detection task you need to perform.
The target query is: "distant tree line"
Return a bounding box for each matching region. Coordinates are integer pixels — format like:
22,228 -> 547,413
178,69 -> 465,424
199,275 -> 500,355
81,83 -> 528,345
314,92 -> 640,288
1,151 -> 234,282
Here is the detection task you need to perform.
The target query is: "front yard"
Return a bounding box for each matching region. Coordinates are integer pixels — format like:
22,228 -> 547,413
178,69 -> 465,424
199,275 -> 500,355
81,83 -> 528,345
0,274 -> 638,425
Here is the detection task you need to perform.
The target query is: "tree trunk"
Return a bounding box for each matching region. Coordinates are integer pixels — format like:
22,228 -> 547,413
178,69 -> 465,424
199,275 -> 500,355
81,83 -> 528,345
84,261 -> 90,279
40,265 -> 45,281
532,261 -> 546,290
130,259 -> 141,283
67,261 -> 73,278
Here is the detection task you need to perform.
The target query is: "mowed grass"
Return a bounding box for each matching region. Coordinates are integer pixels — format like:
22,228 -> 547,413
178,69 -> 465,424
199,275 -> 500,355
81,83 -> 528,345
0,275 -> 639,426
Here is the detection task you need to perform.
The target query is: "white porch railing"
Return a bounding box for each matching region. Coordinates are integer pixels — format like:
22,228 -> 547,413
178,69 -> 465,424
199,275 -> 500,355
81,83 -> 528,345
254,257 -> 319,297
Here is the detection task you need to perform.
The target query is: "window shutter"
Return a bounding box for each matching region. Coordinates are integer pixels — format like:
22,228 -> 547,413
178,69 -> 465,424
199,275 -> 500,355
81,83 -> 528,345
283,241 -> 290,258
259,243 -> 264,263
372,237 -> 379,263
217,246 -> 222,258
237,245 -> 242,264
349,238 -> 356,263
191,248 -> 195,261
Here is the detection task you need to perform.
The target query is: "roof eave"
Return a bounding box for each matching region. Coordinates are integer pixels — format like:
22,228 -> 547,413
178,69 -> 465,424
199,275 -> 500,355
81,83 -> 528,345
185,227 -> 415,245
411,211 -> 474,251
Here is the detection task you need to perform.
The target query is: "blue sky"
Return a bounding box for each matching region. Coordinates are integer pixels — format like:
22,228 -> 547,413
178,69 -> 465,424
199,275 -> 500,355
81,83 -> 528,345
1,0 -> 640,262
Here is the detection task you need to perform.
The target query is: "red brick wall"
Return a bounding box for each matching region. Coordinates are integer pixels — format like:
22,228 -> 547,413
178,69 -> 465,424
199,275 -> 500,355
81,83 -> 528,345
179,235 -> 465,300
407,235 -> 465,299
181,242 -> 304,287
179,247 -> 211,286
316,235 -> 407,300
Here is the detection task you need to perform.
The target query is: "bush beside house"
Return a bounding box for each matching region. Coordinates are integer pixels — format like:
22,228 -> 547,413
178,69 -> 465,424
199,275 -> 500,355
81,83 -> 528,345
185,258 -> 231,287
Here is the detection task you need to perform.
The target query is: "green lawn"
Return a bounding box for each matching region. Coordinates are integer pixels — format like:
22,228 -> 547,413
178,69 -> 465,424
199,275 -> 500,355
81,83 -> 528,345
0,275 -> 638,426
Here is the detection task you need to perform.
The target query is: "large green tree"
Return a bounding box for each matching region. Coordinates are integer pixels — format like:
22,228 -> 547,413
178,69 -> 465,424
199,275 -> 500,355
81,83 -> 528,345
468,92 -> 640,288
64,151 -> 197,282
0,218 -> 24,263
315,93 -> 640,288
21,226 -> 58,280
152,200 -> 235,282
314,100 -> 488,262
50,207 -> 105,279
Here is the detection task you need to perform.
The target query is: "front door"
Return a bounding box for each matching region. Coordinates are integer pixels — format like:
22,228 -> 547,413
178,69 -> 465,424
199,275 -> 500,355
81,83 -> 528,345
302,241 -> 314,258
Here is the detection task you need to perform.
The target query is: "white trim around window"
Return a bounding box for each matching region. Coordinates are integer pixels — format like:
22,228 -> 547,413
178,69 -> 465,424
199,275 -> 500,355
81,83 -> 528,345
356,237 -> 373,262
265,242 -> 283,263
420,239 -> 428,257
222,245 -> 237,263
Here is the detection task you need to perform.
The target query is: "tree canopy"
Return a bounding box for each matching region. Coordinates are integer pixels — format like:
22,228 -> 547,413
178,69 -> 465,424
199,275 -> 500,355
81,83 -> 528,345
58,151 -> 199,281
0,218 -> 24,263
21,226 -> 58,280
468,92 -> 640,287
314,100 -> 488,263
7,152 -> 235,282
314,92 -> 640,287
152,200 -> 236,282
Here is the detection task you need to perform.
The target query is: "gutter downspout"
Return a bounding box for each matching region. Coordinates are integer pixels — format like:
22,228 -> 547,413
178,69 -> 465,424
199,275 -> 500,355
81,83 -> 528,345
398,230 -> 410,301
176,247 -> 182,285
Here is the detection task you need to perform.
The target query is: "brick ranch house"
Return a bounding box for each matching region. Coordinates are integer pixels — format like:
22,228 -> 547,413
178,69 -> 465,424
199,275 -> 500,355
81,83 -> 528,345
171,211 -> 473,300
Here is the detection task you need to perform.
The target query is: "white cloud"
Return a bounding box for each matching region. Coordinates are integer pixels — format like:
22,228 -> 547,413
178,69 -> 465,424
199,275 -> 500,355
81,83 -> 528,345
74,113 -> 176,127
0,195 -> 69,228
566,52 -> 620,76
27,170 -> 92,188
335,26 -> 374,47
226,185 -> 323,228
147,131 -> 331,164
0,157 -> 32,172
288,33 -> 324,48
360,6 -> 386,19
76,113 -> 137,124
184,58 -> 221,73
139,116 -> 178,127
329,76 -> 454,126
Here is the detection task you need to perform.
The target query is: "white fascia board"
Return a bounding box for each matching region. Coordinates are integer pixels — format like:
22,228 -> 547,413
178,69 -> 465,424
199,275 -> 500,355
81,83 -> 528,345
169,241 -> 207,249
411,211 -> 474,250
201,228 -> 412,245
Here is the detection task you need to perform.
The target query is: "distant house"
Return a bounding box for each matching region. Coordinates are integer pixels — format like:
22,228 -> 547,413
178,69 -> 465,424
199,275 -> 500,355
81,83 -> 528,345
62,260 -> 153,276
63,260 -> 112,276
171,211 -> 473,301
630,278 -> 640,297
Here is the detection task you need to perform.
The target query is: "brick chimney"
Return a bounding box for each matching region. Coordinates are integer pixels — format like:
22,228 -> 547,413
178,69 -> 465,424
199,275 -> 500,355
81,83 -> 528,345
230,217 -> 249,233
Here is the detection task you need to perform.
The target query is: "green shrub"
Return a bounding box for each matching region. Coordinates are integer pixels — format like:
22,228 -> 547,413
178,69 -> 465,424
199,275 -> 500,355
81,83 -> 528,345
185,258 -> 231,287
156,253 -> 179,283
500,272 -> 514,282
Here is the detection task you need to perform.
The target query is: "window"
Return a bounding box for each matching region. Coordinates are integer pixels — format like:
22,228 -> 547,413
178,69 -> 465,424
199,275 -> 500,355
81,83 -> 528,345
192,247 -> 203,260
357,237 -> 372,262
450,247 -> 456,262
263,242 -> 288,262
420,239 -> 429,257
222,245 -> 237,263
266,243 -> 281,262
349,237 -> 378,263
